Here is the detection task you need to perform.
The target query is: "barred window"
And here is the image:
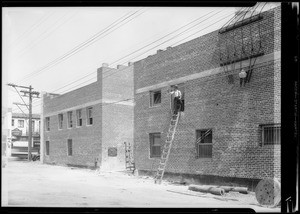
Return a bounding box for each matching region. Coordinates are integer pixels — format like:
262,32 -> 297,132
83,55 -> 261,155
150,90 -> 161,107
150,133 -> 161,158
196,129 -> 212,158
261,124 -> 281,146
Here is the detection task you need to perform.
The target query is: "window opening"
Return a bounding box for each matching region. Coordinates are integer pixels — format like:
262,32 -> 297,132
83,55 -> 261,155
196,129 -> 212,158
150,133 -> 161,158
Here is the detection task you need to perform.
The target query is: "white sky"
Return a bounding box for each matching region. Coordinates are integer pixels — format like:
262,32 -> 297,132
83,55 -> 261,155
2,4 -> 279,114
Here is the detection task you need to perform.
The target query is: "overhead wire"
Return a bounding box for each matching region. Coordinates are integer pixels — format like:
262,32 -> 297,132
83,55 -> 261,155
12,9 -> 250,113
19,9 -> 145,82
17,10 -> 79,57
42,9 -> 220,94
9,11 -> 55,49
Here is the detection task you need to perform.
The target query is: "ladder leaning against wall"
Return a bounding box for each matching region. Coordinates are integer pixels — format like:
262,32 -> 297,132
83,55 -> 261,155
154,112 -> 180,184
124,142 -> 135,172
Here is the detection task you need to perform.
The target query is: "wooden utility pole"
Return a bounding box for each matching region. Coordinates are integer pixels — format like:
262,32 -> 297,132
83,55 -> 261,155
7,83 -> 39,161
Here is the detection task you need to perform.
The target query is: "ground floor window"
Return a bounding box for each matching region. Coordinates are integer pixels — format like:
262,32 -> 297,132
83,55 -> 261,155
149,133 -> 161,158
260,124 -> 281,146
67,139 -> 73,156
45,141 -> 50,155
196,129 -> 212,158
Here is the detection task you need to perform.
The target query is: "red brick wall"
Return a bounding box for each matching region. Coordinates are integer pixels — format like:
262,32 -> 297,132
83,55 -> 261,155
134,6 -> 281,180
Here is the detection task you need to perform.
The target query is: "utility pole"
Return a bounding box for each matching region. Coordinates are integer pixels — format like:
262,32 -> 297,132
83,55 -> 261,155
7,83 -> 40,161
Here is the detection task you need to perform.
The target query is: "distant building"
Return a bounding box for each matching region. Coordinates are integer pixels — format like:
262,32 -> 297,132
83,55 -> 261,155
42,63 -> 134,170
133,5 -> 281,189
10,113 -> 41,157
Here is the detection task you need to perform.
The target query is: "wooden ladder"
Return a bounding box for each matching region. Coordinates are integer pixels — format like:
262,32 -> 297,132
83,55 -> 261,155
124,142 -> 135,171
154,112 -> 180,184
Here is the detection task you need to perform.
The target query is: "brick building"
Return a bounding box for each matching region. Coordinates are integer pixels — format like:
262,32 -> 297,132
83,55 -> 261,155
42,63 -> 133,170
133,5 -> 281,188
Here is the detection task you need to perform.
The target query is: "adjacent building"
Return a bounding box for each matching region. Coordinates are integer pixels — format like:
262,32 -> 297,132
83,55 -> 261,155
42,63 -> 134,170
133,5 -> 281,188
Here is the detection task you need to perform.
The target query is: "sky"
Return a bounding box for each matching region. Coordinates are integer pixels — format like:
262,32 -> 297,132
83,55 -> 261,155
2,3 -> 279,115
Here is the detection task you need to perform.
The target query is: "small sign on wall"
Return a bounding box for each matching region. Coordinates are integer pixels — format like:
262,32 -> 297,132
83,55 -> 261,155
108,147 -> 117,157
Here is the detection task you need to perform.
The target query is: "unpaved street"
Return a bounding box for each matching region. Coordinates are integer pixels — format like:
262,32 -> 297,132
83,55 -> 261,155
2,159 -> 280,212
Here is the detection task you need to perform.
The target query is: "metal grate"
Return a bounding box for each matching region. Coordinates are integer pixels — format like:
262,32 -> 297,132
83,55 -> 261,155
262,125 -> 281,145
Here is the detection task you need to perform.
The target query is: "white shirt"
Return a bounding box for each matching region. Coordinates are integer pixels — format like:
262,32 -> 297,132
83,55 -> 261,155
171,89 -> 182,99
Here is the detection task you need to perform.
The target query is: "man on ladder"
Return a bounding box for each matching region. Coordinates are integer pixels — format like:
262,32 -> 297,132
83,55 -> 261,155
169,85 -> 182,115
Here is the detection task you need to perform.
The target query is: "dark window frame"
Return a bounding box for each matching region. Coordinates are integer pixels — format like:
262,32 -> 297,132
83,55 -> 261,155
45,117 -> 50,131
67,139 -> 72,156
45,141 -> 50,156
76,109 -> 83,127
196,129 -> 213,159
67,111 -> 73,128
149,132 -> 161,158
150,90 -> 162,107
58,114 -> 63,130
86,107 -> 93,125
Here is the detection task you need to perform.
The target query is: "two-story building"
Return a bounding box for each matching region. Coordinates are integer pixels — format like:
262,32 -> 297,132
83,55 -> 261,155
133,5 -> 281,189
42,63 -> 134,170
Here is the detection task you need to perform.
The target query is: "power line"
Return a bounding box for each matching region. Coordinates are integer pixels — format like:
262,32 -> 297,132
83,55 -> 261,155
14,9 -> 242,112
17,10 -> 78,57
9,11 -> 55,49
39,10 -> 222,95
27,9 -> 236,101
19,9 -> 145,82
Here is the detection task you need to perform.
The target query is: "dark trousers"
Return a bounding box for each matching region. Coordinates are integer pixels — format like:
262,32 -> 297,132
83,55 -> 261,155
173,97 -> 182,114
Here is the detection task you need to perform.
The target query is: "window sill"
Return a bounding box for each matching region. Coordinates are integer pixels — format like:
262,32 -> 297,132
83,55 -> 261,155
149,104 -> 161,108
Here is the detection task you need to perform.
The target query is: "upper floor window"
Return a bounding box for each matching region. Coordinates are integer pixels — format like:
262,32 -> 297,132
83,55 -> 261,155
45,117 -> 50,131
196,129 -> 212,158
12,119 -> 14,126
32,120 -> 35,132
67,111 -> 73,128
260,124 -> 281,146
76,109 -> 82,127
150,90 -> 161,107
58,114 -> 63,130
18,120 -> 24,128
86,107 -> 93,125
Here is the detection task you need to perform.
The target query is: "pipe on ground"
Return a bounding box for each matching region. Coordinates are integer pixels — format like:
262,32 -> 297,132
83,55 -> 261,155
188,185 -> 225,196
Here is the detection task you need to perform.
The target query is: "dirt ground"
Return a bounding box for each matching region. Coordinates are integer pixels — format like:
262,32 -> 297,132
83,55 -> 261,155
1,158 -> 280,212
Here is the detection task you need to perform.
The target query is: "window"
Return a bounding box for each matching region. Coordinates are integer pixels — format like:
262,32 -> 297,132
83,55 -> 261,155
45,141 -> 50,155
67,139 -> 72,156
32,120 -> 35,132
18,120 -> 24,128
67,111 -> 73,128
86,107 -> 93,125
260,124 -> 281,146
76,109 -> 82,127
12,119 -> 14,126
150,90 -> 161,107
58,114 -> 63,130
196,129 -> 212,158
45,117 -> 50,131
150,133 -> 161,158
